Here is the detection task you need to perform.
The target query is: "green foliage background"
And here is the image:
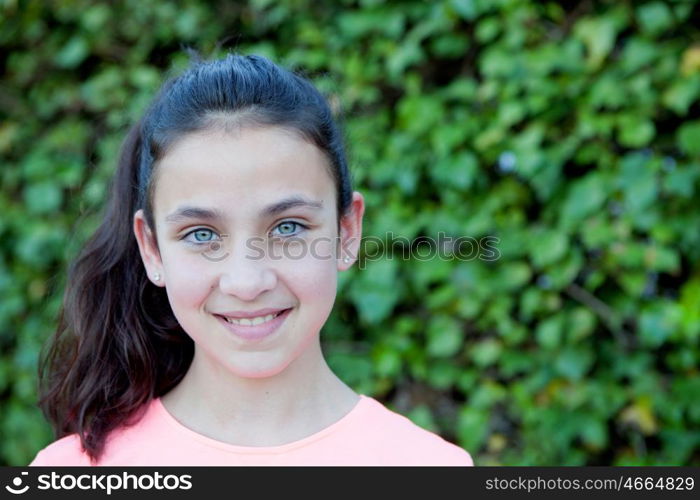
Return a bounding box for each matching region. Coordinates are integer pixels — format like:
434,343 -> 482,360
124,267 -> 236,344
1,0 -> 699,465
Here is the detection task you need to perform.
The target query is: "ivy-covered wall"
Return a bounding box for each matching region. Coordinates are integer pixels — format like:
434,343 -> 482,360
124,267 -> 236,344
1,0 -> 699,465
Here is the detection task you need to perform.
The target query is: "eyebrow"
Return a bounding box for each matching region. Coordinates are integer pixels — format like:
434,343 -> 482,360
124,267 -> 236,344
164,195 -> 324,225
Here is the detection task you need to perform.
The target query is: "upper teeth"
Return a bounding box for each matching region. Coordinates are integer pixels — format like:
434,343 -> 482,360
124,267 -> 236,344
222,312 -> 280,326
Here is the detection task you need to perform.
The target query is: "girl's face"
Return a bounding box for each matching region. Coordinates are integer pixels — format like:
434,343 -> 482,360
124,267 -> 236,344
133,126 -> 363,379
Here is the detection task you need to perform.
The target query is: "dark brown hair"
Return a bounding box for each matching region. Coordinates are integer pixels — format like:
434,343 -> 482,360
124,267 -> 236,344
38,53 -> 353,463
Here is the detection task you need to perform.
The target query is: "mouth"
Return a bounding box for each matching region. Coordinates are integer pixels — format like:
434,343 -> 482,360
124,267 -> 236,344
215,309 -> 289,326
214,308 -> 293,342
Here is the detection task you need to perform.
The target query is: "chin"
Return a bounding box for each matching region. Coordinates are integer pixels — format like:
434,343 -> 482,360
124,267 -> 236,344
229,361 -> 293,380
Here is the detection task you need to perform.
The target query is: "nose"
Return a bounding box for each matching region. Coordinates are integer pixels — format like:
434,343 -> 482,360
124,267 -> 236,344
216,236 -> 277,301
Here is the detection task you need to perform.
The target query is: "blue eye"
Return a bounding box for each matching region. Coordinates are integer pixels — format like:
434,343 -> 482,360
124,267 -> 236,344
272,221 -> 307,237
183,228 -> 219,244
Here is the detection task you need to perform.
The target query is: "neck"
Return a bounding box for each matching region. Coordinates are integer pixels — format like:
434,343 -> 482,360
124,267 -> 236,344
160,340 -> 358,446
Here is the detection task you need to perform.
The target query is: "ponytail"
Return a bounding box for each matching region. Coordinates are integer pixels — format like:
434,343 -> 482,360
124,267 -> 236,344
37,122 -> 193,463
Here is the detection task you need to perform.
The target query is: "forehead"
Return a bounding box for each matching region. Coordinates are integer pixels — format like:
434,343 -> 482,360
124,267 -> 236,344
152,126 -> 336,220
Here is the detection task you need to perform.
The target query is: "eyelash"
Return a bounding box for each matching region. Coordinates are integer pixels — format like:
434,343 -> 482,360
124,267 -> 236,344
181,221 -> 309,245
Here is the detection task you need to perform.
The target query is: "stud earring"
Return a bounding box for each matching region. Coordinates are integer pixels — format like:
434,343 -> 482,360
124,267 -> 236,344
153,272 -> 161,281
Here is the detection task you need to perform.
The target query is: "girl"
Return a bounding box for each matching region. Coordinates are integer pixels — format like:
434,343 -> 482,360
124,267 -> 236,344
29,53 -> 473,466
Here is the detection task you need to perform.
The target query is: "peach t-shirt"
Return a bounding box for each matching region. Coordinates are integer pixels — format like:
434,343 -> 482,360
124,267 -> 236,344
29,395 -> 473,466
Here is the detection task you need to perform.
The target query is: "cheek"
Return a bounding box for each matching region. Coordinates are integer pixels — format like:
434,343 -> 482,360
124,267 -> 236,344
161,247 -> 214,307
282,243 -> 338,305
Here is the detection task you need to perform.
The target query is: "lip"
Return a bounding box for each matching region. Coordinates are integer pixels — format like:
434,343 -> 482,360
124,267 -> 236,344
214,308 -> 292,342
216,307 -> 289,319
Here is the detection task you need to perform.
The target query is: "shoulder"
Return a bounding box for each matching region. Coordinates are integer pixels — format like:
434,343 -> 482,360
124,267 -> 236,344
29,400 -> 159,466
353,396 -> 474,466
29,434 -> 93,466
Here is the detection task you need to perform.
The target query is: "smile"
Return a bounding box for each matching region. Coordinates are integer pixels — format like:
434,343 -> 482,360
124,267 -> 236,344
214,308 -> 293,342
221,311 -> 283,326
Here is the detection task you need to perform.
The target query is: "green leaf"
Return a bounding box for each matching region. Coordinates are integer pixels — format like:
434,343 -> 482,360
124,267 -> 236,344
617,271 -> 647,297
23,182 -> 63,214
475,16 -> 500,43
426,361 -> 460,389
529,229 -> 568,268
645,245 -> 679,273
372,346 -> 402,378
620,37 -> 659,72
431,151 -> 478,191
406,405 -> 438,432
387,40 -> 424,79
397,94 -> 445,134
639,302 -> 680,348
470,380 -> 507,409
450,0 -> 478,21
662,75 -> 700,115
457,406 -> 489,452
679,278 -> 700,342
589,78 -> 625,110
637,2 -> 674,34
495,261 -> 533,291
536,314 -> 565,349
348,259 -> 400,325
547,250 -> 583,290
677,121 -> 700,156
15,224 -> 65,267
55,36 -> 89,68
554,347 -> 594,381
80,4 -> 111,32
574,16 -> 617,68
560,173 -> 609,227
470,339 -> 502,367
663,164 -> 699,198
426,314 -> 464,357
624,170 -> 658,216
580,418 -> 608,450
326,352 -> 373,389
617,115 -> 656,147
568,307 -> 597,342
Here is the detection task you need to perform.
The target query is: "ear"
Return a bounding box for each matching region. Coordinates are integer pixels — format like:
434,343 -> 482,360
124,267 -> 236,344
337,191 -> 365,271
133,209 -> 164,286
